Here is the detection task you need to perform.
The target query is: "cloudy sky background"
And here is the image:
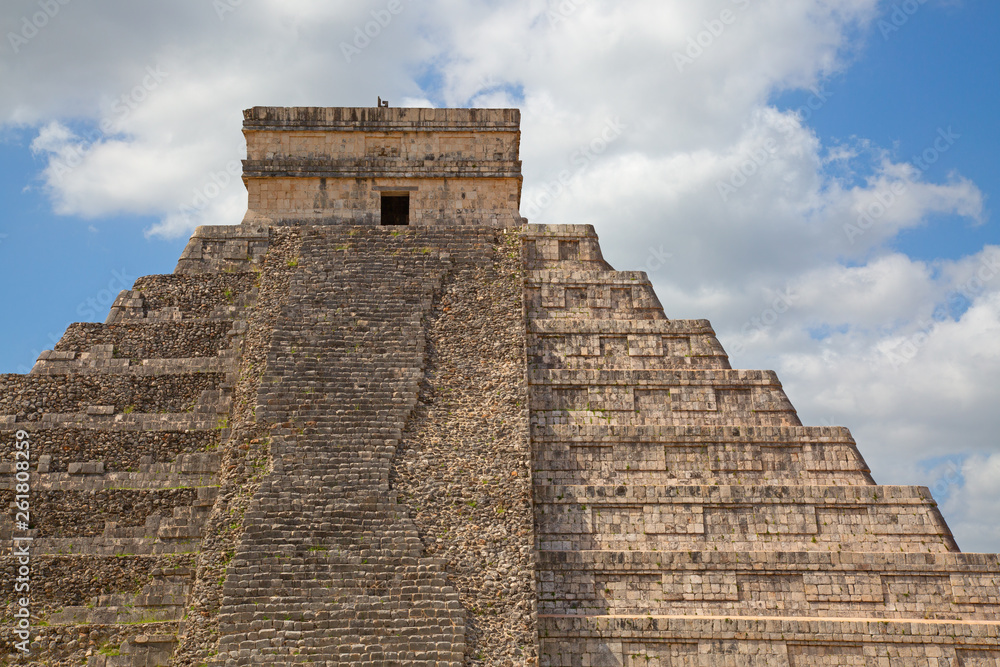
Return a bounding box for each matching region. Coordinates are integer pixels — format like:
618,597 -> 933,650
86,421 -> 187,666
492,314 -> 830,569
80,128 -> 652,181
1,0 -> 998,550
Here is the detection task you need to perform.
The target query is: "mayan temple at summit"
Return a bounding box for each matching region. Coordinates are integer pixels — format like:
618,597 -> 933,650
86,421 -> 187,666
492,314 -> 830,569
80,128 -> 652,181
2,105 -> 1000,666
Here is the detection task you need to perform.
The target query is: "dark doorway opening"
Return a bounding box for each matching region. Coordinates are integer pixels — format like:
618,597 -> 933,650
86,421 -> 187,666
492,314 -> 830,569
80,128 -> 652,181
381,194 -> 410,226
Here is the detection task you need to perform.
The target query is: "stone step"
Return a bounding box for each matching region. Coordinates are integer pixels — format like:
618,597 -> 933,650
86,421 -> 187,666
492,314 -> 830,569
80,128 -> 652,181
538,550 -> 1000,620
530,368 -> 800,428
61,579 -> 191,609
10,624 -> 180,667
529,319 -> 718,336
0,486 -> 216,541
534,423 -> 854,443
523,224 -> 600,239
31,354 -> 233,376
30,537 -> 202,556
533,424 -> 871,486
522,224 -> 613,270
49,605 -> 184,625
174,223 -> 270,275
539,549 -> 1000,573
0,554 -> 194,632
0,471 -> 219,491
525,270 -> 666,321
537,614 -> 1000,667
107,272 -> 257,323
0,425 -> 163,472
134,582 -> 191,604
529,318 -> 730,371
525,269 -> 654,284
6,411 -> 227,432
52,321 -> 240,361
211,225 -> 490,665
535,484 -> 956,553
531,367 -> 790,388
534,439 -> 872,487
0,373 -> 228,420
144,451 -> 222,474
88,632 -> 179,667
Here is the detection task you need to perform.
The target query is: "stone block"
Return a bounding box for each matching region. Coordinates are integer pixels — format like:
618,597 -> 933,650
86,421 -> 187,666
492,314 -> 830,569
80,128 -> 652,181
67,461 -> 105,475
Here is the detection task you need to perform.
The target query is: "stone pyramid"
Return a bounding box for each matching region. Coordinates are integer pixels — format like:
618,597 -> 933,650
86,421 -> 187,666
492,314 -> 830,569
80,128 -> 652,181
1,106 -> 997,666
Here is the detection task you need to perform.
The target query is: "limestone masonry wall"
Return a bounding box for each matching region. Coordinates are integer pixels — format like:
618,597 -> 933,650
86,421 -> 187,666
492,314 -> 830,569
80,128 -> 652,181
174,225 -> 270,275
54,322 -> 236,360
241,107 -> 523,227
0,373 -> 225,418
170,226 -> 301,667
525,223 -> 1000,666
0,428 -> 215,474
246,175 -> 522,228
112,272 -> 258,322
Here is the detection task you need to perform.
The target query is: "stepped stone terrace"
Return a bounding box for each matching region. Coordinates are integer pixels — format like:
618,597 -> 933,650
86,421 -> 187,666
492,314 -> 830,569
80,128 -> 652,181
1,106 -> 998,667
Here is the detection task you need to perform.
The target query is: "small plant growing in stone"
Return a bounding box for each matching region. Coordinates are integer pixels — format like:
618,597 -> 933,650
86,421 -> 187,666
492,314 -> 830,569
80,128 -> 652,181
98,643 -> 121,657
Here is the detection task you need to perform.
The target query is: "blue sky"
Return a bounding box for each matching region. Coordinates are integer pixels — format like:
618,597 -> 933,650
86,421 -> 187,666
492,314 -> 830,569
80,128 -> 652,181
3,1 -> 994,372
0,131 -> 186,373
773,0 -> 999,263
1,0 -> 999,550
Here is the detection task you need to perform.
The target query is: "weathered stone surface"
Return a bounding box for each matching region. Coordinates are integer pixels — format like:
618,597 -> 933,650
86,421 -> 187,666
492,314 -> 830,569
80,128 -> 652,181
392,229 -> 535,664
213,225 -> 526,665
0,373 -> 226,419
3,107 -> 999,667
174,224 -> 270,275
108,272 -> 257,323
54,322 -> 237,360
242,106 -> 523,227
170,225 -> 302,667
525,223 -> 1000,666
0,428 -> 218,473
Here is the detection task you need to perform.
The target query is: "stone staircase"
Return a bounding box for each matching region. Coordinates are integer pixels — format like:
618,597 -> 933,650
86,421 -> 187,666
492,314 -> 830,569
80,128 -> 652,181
213,225 -> 530,665
526,224 -> 1000,666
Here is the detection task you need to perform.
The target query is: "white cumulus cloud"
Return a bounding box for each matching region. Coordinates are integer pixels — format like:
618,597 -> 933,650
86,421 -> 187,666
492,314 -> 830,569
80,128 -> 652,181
2,0 -> 999,550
